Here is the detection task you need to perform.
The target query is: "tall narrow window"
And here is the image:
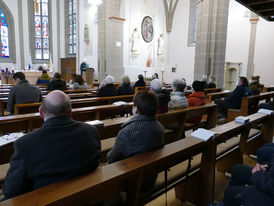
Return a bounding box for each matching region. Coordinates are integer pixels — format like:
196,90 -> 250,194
34,0 -> 49,60
68,0 -> 76,55
0,8 -> 9,58
187,0 -> 198,47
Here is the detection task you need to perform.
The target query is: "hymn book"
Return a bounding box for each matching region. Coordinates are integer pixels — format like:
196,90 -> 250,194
235,116 -> 250,124
86,120 -> 104,127
0,133 -> 24,147
258,109 -> 274,115
191,128 -> 217,142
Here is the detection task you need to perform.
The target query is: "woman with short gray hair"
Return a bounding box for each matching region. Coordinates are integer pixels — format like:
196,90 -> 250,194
168,79 -> 188,109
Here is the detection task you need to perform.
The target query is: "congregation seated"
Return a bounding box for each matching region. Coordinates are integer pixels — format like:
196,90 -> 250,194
220,155 -> 274,206
47,72 -> 67,91
134,74 -> 146,88
200,74 -> 208,89
1,91 -> 101,200
106,90 -> 164,204
168,78 -> 188,109
208,75 -> 216,88
150,79 -> 170,114
186,80 -> 206,123
35,69 -> 51,85
214,76 -> 252,118
249,75 -> 262,95
97,75 -> 118,97
7,72 -> 42,114
72,74 -> 88,90
117,75 -> 134,95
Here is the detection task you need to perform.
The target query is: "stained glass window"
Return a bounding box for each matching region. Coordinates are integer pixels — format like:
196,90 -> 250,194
68,0 -> 76,55
34,0 -> 49,60
0,8 -> 9,58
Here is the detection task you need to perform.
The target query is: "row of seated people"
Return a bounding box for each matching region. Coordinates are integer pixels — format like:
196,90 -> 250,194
37,69 -> 88,91
2,90 -> 274,205
1,90 -> 163,205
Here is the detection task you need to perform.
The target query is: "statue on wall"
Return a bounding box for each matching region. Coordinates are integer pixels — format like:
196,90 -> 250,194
157,33 -> 164,56
131,28 -> 140,55
84,24 -> 89,44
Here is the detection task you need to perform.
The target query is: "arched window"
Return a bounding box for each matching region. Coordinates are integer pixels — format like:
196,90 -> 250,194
0,0 -> 15,62
29,0 -> 51,63
65,0 -> 77,57
34,0 -> 49,60
0,8 -> 9,57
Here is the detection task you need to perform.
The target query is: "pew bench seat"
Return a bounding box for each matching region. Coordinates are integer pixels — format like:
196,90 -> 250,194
0,163 -> 9,184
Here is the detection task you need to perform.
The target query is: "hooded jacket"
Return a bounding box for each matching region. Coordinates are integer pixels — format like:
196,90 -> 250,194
187,91 -> 206,123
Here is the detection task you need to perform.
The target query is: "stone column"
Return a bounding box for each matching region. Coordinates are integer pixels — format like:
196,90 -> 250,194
246,13 -> 259,79
194,0 -> 230,87
97,0 -> 124,82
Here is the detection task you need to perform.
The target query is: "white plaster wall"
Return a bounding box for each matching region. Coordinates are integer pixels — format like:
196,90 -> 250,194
166,0 -> 195,84
253,19 -> 274,86
225,0 -> 250,77
78,0 -> 98,79
123,0 -> 167,82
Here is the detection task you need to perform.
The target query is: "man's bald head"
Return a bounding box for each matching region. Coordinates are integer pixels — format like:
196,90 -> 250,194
41,91 -> 71,120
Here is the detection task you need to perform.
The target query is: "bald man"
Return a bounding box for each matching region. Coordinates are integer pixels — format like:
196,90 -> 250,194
2,91 -> 101,200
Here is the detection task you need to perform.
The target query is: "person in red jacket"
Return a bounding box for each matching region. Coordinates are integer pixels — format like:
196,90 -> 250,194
187,80 -> 206,123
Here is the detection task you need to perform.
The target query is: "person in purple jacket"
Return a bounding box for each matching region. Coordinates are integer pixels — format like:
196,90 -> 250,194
214,76 -> 252,118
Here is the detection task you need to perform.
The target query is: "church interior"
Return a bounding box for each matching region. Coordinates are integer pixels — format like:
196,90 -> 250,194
0,0 -> 273,205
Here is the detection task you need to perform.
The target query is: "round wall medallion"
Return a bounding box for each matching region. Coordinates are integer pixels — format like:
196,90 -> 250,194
141,16 -> 154,43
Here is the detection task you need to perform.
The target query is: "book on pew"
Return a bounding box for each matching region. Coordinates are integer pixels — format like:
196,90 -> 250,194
235,116 -> 250,124
86,120 -> 104,127
258,109 -> 274,115
0,133 -> 25,147
191,128 -> 217,142
112,101 -> 129,106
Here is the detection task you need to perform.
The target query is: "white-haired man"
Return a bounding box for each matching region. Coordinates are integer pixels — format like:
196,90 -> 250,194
80,59 -> 89,76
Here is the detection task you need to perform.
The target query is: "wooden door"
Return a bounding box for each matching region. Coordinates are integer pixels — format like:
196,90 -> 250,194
61,58 -> 76,82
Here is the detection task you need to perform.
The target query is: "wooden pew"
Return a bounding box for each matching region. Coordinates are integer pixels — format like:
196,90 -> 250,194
14,95 -> 134,115
1,111 -> 272,206
0,137 -> 215,206
262,85 -> 274,92
227,91 -> 274,122
206,91 -> 231,103
134,86 -> 149,93
204,88 -> 222,95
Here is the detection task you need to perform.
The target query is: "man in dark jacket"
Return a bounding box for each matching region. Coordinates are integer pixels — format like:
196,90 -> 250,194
134,74 -> 146,88
222,154 -> 274,206
7,72 -> 42,114
47,72 -> 67,91
2,90 -> 101,200
214,76 -> 252,117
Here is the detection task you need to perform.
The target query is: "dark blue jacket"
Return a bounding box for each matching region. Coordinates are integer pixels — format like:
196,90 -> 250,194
97,84 -> 118,97
240,154 -> 274,206
118,84 -> 134,95
2,116 -> 101,199
224,85 -> 252,109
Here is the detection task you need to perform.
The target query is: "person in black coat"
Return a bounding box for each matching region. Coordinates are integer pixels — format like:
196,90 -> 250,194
118,75 -> 134,95
2,91 -> 101,200
221,154 -> 274,206
134,74 -> 146,88
208,75 -> 216,88
47,72 -> 67,91
214,76 -> 252,117
97,75 -> 118,97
